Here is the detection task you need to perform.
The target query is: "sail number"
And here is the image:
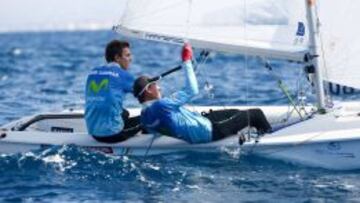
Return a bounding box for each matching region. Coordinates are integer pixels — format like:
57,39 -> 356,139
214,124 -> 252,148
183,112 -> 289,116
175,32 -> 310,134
328,83 -> 357,95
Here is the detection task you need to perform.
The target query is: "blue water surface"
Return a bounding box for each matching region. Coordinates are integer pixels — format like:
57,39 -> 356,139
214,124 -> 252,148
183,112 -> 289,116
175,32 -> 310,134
0,31 -> 360,202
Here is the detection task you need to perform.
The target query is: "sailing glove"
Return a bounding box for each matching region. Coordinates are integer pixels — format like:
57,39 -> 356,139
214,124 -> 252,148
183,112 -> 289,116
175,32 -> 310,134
181,43 -> 193,62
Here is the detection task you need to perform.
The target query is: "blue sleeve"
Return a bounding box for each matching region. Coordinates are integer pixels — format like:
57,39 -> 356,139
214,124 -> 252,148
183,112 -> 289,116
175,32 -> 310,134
167,61 -> 199,106
123,72 -> 135,93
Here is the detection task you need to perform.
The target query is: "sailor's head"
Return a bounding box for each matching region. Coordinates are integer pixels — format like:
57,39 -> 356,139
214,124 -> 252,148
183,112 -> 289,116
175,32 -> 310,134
133,76 -> 162,103
105,40 -> 132,70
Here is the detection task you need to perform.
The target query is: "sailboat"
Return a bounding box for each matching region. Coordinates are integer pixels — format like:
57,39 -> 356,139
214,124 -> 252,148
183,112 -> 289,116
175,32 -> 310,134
1,0 -> 360,170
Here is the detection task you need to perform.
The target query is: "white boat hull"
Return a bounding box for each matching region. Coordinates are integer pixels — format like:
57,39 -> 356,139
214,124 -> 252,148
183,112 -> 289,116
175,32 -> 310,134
1,103 -> 360,170
245,139 -> 360,170
0,130 -> 240,156
242,104 -> 360,170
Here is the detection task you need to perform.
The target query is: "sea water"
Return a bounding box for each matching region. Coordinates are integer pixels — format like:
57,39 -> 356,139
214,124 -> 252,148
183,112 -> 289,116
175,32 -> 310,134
0,31 -> 360,202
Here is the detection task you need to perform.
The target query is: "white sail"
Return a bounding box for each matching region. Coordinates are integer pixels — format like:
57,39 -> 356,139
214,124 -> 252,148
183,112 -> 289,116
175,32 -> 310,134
116,0 -> 310,62
317,1 -> 360,89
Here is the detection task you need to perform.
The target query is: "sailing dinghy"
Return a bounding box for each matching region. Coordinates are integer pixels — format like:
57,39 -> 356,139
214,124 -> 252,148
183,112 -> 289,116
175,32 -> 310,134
2,0 -> 360,170
0,106 -> 306,155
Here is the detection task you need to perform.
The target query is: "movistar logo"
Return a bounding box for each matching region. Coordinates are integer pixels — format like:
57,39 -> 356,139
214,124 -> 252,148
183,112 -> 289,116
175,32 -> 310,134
89,79 -> 109,94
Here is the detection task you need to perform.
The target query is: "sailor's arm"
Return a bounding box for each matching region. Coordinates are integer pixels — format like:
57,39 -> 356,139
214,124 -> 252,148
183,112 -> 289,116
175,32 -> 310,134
122,71 -> 135,93
182,60 -> 199,97
170,43 -> 199,105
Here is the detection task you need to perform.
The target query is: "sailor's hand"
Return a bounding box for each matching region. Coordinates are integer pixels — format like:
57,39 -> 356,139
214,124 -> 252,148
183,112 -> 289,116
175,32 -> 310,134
181,43 -> 193,62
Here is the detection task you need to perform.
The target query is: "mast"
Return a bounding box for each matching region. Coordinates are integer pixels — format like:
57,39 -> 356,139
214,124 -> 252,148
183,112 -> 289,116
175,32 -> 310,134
306,0 -> 326,112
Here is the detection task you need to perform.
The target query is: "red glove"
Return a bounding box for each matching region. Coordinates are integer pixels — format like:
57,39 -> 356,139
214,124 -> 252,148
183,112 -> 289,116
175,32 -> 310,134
181,43 -> 193,62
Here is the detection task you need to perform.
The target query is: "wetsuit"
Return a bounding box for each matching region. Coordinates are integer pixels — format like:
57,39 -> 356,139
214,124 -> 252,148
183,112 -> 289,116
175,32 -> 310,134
202,108 -> 272,141
85,62 -> 140,143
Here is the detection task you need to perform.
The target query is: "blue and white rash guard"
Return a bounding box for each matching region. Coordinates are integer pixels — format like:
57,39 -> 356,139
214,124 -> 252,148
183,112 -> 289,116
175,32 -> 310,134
141,61 -> 212,144
85,62 -> 134,136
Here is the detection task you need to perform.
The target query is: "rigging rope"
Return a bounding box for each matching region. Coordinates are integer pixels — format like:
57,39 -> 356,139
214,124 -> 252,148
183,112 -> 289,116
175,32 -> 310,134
194,50 -> 213,99
144,133 -> 159,156
244,0 -> 253,139
295,63 -> 312,116
261,59 -> 304,120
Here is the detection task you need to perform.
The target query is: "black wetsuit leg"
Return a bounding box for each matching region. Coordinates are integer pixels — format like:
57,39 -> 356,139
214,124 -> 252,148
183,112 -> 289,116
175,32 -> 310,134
204,109 -> 249,141
122,109 -> 130,120
93,111 -> 142,143
247,109 -> 272,134
203,109 -> 271,141
202,109 -> 240,123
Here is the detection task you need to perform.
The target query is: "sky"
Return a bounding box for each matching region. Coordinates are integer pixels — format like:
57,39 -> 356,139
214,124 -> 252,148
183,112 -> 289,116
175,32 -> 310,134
0,0 -> 127,32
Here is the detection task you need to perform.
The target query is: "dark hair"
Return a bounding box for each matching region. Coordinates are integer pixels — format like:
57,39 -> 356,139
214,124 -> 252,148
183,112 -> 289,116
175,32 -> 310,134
133,75 -> 152,103
105,40 -> 130,63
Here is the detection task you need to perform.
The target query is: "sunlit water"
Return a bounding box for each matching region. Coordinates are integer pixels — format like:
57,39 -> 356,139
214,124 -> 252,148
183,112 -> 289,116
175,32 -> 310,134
0,31 -> 360,202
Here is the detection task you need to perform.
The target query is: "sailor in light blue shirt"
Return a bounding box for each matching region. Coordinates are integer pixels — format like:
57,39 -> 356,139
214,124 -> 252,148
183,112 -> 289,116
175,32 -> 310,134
85,40 -> 140,143
133,43 -> 212,143
133,43 -> 272,144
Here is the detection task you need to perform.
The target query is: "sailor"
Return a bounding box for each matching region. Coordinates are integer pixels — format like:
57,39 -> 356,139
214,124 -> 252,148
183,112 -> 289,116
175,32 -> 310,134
85,40 -> 141,143
133,43 -> 272,144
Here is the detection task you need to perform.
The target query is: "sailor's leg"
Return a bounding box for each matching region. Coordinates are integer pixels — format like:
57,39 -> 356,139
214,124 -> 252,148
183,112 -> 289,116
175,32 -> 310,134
248,108 -> 272,134
209,110 -> 249,141
208,109 -> 272,141
203,109 -> 242,123
121,109 -> 130,120
121,115 -> 143,136
93,116 -> 142,143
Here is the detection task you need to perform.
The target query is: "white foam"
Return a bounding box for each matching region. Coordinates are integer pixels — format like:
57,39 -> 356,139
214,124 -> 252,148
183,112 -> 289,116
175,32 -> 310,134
42,154 -> 64,164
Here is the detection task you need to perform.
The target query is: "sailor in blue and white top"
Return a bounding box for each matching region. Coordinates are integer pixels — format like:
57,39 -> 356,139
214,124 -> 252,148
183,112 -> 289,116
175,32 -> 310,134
133,43 -> 272,144
85,40 -> 141,143
133,43 -> 212,143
